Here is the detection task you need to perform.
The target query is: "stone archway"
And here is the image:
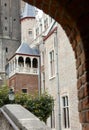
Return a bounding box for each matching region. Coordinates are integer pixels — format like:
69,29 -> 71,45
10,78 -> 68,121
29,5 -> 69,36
23,0 -> 89,129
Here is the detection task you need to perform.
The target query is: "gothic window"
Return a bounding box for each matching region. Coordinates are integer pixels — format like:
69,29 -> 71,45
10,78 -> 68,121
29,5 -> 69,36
49,50 -> 55,77
25,57 -> 31,67
33,58 -> 38,68
18,56 -> 24,67
62,96 -> 70,128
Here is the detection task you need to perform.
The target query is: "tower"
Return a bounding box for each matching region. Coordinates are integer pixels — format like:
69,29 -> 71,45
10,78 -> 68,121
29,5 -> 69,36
21,3 -> 36,44
0,0 -> 21,84
8,43 -> 40,95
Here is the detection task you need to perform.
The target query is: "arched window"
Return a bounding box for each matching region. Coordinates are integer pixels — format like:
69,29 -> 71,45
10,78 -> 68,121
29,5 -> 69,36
25,57 -> 31,67
33,58 -> 38,68
18,56 -> 24,67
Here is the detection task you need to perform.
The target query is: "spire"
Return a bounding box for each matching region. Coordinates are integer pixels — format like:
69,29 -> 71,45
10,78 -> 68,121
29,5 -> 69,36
21,3 -> 36,19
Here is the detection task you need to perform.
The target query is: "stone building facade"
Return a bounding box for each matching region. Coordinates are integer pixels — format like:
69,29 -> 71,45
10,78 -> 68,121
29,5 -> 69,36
21,3 -> 81,130
6,2 -> 40,95
0,0 -> 39,96
0,0 -> 82,129
0,0 -> 88,130
0,0 -> 21,85
42,24 -> 81,130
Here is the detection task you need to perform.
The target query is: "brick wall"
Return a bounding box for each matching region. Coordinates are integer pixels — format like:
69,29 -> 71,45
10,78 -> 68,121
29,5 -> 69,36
9,74 -> 38,95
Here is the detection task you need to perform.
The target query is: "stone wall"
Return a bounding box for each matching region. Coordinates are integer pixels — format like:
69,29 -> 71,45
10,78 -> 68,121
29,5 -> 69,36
44,24 -> 81,130
0,112 -> 14,130
0,104 -> 51,130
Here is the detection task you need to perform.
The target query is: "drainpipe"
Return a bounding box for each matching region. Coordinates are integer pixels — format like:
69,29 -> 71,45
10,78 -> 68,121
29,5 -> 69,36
54,27 -> 62,130
38,55 -> 41,96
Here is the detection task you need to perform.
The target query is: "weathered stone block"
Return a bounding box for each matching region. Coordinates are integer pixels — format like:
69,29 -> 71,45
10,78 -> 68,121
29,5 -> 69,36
0,104 -> 51,130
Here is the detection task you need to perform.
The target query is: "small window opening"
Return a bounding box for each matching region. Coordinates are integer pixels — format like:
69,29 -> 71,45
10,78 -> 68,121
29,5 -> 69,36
13,19 -> 16,21
5,17 -> 7,20
4,3 -> 7,6
6,47 -> 8,53
22,89 -> 27,94
5,27 -> 7,31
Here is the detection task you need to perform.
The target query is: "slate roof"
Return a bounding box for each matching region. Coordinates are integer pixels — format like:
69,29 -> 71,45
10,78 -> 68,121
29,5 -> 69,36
16,43 -> 39,56
21,3 -> 36,18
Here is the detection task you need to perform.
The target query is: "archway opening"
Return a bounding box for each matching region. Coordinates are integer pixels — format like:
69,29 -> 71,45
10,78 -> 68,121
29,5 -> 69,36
20,0 -> 82,129
0,0 -> 88,129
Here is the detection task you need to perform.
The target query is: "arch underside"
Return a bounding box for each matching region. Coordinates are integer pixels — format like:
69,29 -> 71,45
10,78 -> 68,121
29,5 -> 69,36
23,0 -> 89,129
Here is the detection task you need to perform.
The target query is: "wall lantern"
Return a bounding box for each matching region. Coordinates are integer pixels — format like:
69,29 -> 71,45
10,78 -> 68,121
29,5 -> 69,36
8,88 -> 15,103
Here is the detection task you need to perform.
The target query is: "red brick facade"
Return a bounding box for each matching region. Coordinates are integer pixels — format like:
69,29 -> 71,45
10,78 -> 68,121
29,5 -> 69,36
9,74 -> 38,95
